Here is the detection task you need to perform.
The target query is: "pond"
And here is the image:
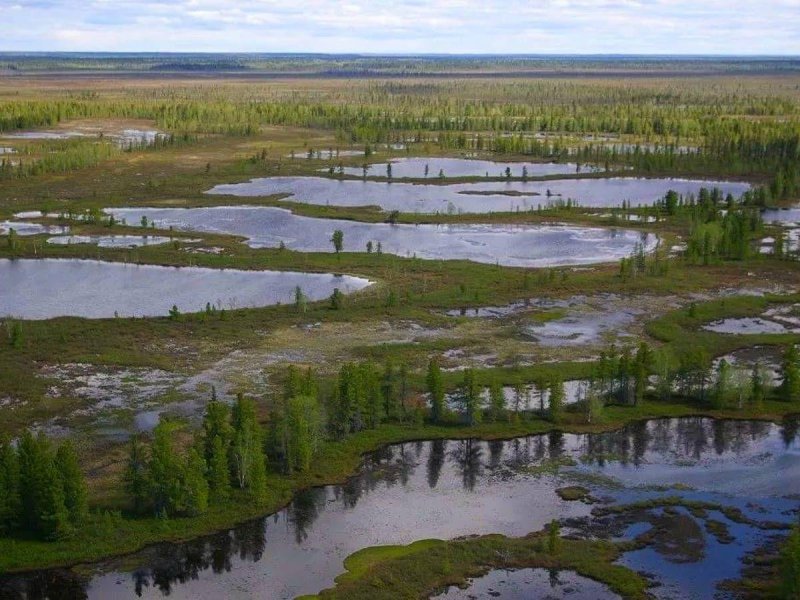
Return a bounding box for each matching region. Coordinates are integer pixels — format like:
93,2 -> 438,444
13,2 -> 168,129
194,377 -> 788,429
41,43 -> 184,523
47,235 -> 173,248
3,417 -> 797,599
431,568 -> 620,600
763,206 -> 800,226
0,128 -> 164,147
106,206 -> 657,268
0,259 -> 371,319
328,157 -> 597,179
205,176 -> 750,214
0,221 -> 69,236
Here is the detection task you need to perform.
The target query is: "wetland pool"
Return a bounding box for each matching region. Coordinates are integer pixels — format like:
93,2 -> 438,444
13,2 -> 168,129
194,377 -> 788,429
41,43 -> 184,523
3,417 -> 797,600
205,176 -> 750,214
107,206 -> 657,268
0,259 -> 371,319
329,157 -> 597,179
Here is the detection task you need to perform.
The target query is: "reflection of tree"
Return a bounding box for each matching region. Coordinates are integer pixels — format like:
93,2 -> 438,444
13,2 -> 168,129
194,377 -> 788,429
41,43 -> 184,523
290,487 -> 327,543
450,439 -> 483,491
426,439 -> 447,489
548,568 -> 561,589
577,417 -> 777,467
0,569 -> 89,600
781,416 -> 800,448
629,420 -> 649,466
547,432 -> 565,460
487,439 -> 504,469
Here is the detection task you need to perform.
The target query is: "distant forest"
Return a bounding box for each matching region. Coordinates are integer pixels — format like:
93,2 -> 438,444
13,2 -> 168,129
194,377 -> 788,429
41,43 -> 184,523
1,53 -> 799,76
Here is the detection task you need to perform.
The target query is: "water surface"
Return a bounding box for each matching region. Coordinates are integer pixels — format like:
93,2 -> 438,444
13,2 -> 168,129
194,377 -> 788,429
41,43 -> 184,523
0,259 -> 371,319
432,568 -> 620,600
107,206 -> 656,268
0,221 -> 69,236
4,417 -> 796,599
331,157 -> 595,179
47,235 -> 173,248
205,176 -> 750,214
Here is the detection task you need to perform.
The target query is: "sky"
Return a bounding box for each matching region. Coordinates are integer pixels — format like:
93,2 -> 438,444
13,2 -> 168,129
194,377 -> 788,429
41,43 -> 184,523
3,0 -> 800,55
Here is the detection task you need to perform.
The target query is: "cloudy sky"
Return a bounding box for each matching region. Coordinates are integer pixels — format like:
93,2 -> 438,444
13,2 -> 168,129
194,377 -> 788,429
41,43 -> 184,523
3,0 -> 800,54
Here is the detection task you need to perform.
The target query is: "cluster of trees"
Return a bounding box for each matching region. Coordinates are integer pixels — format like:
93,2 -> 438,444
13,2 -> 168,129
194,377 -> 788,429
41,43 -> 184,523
125,393 -> 267,517
2,77 -> 798,178
590,343 -> 800,410
0,433 -> 87,540
0,139 -> 119,180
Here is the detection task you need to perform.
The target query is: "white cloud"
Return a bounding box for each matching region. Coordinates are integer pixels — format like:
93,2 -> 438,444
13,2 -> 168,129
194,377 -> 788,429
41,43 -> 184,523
1,0 -> 799,53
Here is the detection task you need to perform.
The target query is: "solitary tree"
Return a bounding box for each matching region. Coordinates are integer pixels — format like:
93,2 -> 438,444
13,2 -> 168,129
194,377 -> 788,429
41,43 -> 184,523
331,230 -> 344,255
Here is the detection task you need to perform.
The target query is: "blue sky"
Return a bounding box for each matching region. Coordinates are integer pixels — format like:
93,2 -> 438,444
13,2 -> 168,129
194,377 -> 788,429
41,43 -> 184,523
3,0 -> 800,54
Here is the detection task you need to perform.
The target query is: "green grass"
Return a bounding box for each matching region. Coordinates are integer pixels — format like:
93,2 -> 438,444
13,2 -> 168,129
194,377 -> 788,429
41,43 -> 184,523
308,532 -> 649,599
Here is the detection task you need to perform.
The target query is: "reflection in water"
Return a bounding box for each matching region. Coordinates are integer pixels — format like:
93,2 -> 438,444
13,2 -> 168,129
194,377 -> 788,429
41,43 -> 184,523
2,417 -> 798,600
107,205 -> 656,268
432,567 -> 622,600
0,259 -> 371,319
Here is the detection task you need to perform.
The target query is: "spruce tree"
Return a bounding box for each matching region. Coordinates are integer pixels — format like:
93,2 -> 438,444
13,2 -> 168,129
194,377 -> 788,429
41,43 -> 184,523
55,441 -> 88,526
18,432 -> 68,539
427,359 -> 445,424
182,448 -> 209,516
125,435 -> 150,514
149,421 -> 183,517
459,369 -> 482,426
488,380 -> 505,422
0,436 -> 21,533
208,435 -> 231,501
780,346 -> 800,403
549,378 -> 565,424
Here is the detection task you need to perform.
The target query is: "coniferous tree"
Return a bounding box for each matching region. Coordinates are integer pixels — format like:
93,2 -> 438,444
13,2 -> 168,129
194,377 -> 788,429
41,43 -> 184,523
125,435 -> 149,514
231,394 -> 267,500
149,421 -> 183,516
459,369 -> 482,426
208,435 -> 231,501
427,359 -> 445,424
18,432 -> 68,539
780,346 -> 800,403
488,380 -> 505,422
0,436 -> 21,533
55,441 -> 87,526
183,448 -> 209,516
549,378 -> 565,424
713,359 -> 732,409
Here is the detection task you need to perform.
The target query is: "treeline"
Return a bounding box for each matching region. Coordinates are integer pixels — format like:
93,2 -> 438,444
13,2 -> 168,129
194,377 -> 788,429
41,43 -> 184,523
125,393 -> 267,517
0,133 -> 196,180
0,139 -> 119,180
2,78 -> 799,171
0,433 -> 87,540
590,343 -> 800,411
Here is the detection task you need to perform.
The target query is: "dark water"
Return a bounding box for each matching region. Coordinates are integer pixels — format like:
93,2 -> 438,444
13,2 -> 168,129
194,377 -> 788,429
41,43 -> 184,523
2,417 -> 798,599
0,259 -> 371,319
205,176 -> 750,214
431,568 -> 620,599
332,157 -> 596,179
107,206 -> 656,267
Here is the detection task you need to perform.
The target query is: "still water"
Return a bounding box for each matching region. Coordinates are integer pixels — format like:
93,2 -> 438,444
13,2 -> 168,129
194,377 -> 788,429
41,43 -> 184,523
205,176 -> 750,214
0,259 -> 371,319
107,206 -> 656,268
3,417 -> 796,599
